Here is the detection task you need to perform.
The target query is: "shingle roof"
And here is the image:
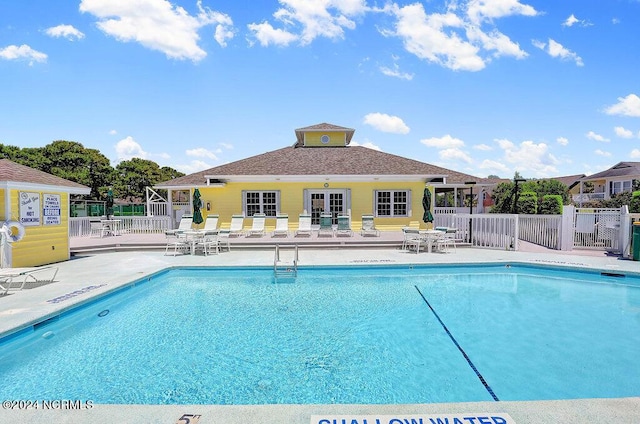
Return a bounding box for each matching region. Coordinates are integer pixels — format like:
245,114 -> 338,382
155,146 -> 485,188
0,159 -> 90,192
546,174 -> 586,189
581,162 -> 640,180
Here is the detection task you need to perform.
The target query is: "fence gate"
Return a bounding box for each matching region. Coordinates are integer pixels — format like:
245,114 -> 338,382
573,208 -> 621,251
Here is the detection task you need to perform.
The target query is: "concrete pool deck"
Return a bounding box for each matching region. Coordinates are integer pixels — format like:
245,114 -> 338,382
0,244 -> 639,423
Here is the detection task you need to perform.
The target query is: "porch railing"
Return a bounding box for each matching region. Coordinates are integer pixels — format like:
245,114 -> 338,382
442,214 -> 518,250
70,216 -> 172,237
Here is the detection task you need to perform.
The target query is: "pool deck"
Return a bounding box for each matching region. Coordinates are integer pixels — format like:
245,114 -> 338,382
1,235 -> 639,424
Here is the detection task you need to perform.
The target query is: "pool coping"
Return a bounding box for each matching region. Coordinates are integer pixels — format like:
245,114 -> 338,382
1,247 -> 639,423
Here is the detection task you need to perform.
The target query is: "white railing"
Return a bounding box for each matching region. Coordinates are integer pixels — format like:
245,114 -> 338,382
573,209 -> 621,251
519,214 -> 561,250
444,214 -> 518,250
70,216 -> 172,237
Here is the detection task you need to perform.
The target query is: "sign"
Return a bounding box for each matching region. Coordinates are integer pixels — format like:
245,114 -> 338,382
19,192 -> 41,226
311,414 -> 515,424
43,193 -> 62,225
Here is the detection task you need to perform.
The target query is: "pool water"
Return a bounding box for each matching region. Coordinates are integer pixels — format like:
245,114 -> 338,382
0,265 -> 639,405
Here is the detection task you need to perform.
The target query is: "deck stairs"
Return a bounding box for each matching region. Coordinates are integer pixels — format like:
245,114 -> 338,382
274,244 -> 298,281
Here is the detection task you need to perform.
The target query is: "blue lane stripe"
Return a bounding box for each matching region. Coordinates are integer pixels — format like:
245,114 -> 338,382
414,285 -> 499,402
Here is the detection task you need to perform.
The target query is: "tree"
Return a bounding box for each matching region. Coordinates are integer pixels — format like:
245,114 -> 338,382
113,158 -> 184,202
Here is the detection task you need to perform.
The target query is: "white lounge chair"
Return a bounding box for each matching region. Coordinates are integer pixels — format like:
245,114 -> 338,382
247,213 -> 266,237
202,214 -> 219,234
295,214 -> 312,237
360,214 -> 380,237
272,214 -> 289,237
166,214 -> 193,237
0,266 -> 59,295
228,214 -> 245,237
336,215 -> 352,237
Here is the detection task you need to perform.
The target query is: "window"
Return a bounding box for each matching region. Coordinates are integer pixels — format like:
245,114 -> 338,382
242,191 -> 279,217
610,180 -> 632,195
375,190 -> 410,217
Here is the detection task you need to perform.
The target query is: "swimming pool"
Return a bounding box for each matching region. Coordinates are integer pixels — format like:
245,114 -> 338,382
0,264 -> 639,405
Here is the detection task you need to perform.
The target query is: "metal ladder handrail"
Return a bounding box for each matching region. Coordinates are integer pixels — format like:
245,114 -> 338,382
274,244 -> 298,279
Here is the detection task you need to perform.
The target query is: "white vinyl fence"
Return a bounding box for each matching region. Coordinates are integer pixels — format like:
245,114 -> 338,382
70,216 -> 172,237
436,213 -> 519,250
519,214 -> 562,250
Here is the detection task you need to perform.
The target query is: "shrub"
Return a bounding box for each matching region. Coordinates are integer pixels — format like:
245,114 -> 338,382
540,195 -> 563,214
630,191 -> 640,213
516,191 -> 537,214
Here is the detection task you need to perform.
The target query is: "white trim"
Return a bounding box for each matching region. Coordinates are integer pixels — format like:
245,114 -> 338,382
201,174 -> 444,183
0,181 -> 90,194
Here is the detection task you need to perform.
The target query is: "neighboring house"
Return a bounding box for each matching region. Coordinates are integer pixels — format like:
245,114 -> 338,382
574,162 -> 640,203
154,123 -> 492,230
0,159 -> 90,267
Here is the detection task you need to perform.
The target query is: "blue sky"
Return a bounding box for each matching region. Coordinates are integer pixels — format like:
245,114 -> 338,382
1,0 -> 639,179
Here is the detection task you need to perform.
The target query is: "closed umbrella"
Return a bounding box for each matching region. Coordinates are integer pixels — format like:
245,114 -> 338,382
422,187 -> 434,224
106,189 -> 114,220
192,188 -> 204,226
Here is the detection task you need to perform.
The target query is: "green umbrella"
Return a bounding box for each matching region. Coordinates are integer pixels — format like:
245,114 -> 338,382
192,188 -> 204,225
106,189 -> 114,219
422,187 -> 434,224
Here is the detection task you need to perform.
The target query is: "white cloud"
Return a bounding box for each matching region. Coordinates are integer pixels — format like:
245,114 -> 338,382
186,147 -> 218,160
439,148 -> 472,163
363,113 -> 410,134
614,126 -> 634,138
533,38 -> 583,66
631,149 -> 640,159
479,158 -> 510,174
0,44 -> 47,64
115,136 -> 147,161
595,149 -> 611,157
176,160 -> 213,174
466,0 -> 539,24
247,22 -> 297,47
604,94 -> 640,117
379,63 -> 414,80
562,14 -> 591,28
612,18 -> 620,25
495,138 -> 560,177
420,134 -> 465,149
465,26 -> 527,59
556,136 -> 568,146
45,24 -> 85,40
586,131 -> 610,142
109,129 -> 118,135
79,0 -> 234,61
248,0 -> 367,46
473,143 -> 492,151
219,142 -> 233,150
350,140 -> 382,151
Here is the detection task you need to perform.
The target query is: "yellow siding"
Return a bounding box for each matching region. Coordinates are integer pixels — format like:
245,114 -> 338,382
303,131 -> 346,147
199,180 -> 431,232
9,190 -> 70,267
0,189 -> 5,221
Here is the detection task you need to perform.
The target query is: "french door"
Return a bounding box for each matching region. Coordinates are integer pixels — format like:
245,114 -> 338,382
306,189 -> 348,225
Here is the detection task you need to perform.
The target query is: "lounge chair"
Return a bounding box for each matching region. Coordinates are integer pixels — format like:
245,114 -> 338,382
202,214 -> 219,234
0,266 -> 59,295
165,214 -> 193,237
272,214 -> 289,237
247,213 -> 266,237
360,214 -> 380,237
228,214 -> 245,237
318,213 -> 334,237
336,215 -> 352,237
295,214 -> 312,237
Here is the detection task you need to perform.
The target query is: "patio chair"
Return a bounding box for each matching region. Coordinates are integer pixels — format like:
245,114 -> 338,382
434,228 -> 458,253
401,227 -> 421,251
360,214 -> 380,237
272,214 -> 289,237
89,221 -> 108,238
0,266 -> 59,295
228,214 -> 245,237
164,234 -> 189,256
247,213 -> 266,237
336,215 -> 353,237
200,233 -> 220,255
165,214 -> 193,237
318,213 -> 334,237
295,214 -> 312,237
